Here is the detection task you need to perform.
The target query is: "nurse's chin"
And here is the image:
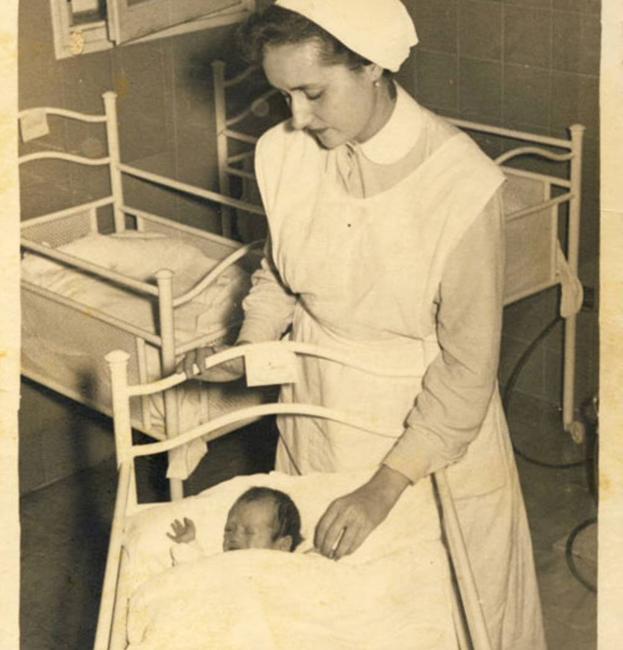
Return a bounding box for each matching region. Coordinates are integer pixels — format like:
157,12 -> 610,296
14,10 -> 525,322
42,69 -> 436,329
309,128 -> 347,150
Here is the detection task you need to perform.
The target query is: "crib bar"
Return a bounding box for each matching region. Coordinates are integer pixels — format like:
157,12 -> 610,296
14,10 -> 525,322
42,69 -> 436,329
225,88 -> 279,128
223,64 -> 259,88
505,192 -> 572,224
156,270 -> 184,501
121,208 -> 240,250
130,402 -> 403,460
119,163 -> 266,216
20,197 -> 113,229
135,337 -> 153,432
103,92 -> 126,233
173,238 -> 265,308
449,117 -> 573,149
224,165 -> 257,181
212,60 -> 235,237
21,239 -> 161,297
93,461 -> 132,650
562,125 -> 585,431
503,165 -> 572,189
495,146 -> 573,165
223,128 -> 259,146
434,470 -> 493,650
18,151 -> 111,166
227,150 -> 255,165
106,351 -> 134,466
18,106 -> 108,124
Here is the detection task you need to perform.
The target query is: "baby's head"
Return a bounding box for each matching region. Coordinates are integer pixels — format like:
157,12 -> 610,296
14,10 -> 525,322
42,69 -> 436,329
223,487 -> 302,553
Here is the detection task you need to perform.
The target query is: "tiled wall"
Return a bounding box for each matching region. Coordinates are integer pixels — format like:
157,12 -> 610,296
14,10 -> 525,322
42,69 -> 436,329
18,1 -> 600,491
400,0 -> 600,411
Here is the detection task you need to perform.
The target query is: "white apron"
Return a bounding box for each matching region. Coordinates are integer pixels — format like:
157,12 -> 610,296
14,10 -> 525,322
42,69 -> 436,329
259,124 -> 546,650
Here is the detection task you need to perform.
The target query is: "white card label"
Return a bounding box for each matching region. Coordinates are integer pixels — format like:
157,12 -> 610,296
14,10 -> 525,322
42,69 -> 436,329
20,109 -> 50,142
245,344 -> 298,387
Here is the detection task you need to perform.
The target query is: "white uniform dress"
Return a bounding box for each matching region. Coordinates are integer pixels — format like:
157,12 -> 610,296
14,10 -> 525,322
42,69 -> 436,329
239,85 -> 547,650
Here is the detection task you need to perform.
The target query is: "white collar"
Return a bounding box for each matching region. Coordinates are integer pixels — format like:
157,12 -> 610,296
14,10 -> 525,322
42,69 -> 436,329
358,85 -> 424,165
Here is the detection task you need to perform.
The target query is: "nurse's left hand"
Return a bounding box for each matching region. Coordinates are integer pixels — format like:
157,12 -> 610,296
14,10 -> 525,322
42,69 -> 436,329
314,465 -> 411,560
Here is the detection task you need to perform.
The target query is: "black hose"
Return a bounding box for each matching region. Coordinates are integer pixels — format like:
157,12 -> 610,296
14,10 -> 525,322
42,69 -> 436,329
565,517 -> 597,593
502,315 -> 586,469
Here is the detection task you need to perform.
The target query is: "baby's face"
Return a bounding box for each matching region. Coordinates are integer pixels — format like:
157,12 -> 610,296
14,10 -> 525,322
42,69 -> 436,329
223,499 -> 279,552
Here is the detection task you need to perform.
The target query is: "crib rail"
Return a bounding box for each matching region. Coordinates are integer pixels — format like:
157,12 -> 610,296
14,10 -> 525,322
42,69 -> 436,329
118,162 -> 265,216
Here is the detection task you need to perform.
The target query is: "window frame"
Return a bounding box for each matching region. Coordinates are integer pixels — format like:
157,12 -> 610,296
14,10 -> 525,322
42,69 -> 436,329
49,0 -> 256,60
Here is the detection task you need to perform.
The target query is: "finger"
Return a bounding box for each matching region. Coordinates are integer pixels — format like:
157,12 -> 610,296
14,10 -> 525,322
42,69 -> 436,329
332,524 -> 362,560
314,503 -> 342,551
196,347 -> 209,375
183,352 -> 196,378
166,533 -> 176,541
320,518 -> 350,558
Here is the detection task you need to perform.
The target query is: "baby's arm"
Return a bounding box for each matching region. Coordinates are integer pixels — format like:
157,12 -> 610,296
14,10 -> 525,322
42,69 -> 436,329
167,517 -> 196,544
167,518 -> 203,565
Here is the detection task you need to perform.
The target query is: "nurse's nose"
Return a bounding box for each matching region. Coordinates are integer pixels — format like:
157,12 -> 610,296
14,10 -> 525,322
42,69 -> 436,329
289,93 -> 313,131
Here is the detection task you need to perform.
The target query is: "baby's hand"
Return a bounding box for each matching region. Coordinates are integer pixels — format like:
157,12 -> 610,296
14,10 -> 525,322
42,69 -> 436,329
167,517 -> 196,544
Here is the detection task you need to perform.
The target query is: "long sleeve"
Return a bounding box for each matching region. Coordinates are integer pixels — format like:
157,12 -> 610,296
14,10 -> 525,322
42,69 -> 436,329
170,540 -> 204,566
237,238 -> 297,343
383,190 -> 505,484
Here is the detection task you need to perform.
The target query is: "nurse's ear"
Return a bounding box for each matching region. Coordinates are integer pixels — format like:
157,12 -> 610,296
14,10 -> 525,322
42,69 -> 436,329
363,62 -> 385,87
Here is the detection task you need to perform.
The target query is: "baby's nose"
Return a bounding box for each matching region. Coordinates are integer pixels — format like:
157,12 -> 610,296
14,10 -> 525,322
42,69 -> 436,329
223,534 -> 242,551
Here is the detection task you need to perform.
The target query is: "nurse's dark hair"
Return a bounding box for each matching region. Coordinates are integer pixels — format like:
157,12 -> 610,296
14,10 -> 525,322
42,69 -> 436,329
237,4 -> 376,71
235,486 -> 303,551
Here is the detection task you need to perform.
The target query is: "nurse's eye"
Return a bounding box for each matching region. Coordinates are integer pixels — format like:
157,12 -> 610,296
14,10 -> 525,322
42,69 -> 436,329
280,92 -> 291,106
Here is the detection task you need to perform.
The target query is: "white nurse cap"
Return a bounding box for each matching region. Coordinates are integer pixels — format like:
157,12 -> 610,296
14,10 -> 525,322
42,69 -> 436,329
274,0 -> 418,72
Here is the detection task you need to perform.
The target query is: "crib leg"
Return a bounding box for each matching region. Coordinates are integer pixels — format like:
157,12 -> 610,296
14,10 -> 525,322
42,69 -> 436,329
169,476 -> 184,501
562,313 -> 585,443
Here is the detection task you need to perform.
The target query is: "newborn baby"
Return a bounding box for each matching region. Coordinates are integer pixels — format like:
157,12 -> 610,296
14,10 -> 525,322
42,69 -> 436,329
168,486 -> 303,563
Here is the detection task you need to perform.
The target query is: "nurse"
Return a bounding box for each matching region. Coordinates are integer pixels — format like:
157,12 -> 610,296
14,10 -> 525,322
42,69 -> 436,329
186,1 -> 546,648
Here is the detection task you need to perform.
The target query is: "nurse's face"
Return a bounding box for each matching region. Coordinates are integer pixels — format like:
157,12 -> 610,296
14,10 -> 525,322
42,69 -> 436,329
263,40 -> 383,149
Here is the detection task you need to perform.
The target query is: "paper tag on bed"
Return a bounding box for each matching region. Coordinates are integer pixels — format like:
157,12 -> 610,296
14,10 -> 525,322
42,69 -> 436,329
20,109 -> 50,142
245,344 -> 298,387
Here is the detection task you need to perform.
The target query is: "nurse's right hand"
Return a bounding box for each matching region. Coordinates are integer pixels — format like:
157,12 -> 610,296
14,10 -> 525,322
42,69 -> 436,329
180,343 -> 245,382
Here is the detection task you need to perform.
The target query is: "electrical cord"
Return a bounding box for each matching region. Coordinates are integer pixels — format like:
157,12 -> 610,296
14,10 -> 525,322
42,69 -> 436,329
502,315 -> 586,469
565,516 -> 597,593
502,313 -> 598,593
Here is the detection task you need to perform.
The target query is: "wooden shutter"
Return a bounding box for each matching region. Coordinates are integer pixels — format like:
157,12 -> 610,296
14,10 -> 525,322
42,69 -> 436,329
107,0 -> 244,44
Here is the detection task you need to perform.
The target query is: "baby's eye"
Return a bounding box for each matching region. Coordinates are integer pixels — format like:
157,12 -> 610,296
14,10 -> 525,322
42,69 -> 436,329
306,91 -> 323,101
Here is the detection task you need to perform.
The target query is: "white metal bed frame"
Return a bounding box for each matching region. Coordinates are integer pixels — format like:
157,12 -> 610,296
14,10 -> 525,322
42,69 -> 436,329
210,59 -> 587,441
95,342 -> 493,650
19,92 -> 269,499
